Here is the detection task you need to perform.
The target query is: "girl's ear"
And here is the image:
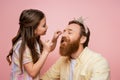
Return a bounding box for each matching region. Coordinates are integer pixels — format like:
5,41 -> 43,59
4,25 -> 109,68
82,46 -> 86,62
80,36 -> 87,44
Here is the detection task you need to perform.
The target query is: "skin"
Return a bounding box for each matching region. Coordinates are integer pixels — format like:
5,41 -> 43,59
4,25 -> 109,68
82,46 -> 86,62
24,17 -> 62,78
35,17 -> 48,36
60,23 -> 87,59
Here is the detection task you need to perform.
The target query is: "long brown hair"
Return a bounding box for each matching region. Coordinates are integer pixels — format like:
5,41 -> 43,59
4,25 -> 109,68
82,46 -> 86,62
6,9 -> 44,72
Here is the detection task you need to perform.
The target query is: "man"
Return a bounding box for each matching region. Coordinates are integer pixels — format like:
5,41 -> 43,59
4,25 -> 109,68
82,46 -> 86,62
41,17 -> 110,80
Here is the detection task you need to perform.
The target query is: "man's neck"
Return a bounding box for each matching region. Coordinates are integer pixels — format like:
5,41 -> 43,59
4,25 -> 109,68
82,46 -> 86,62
70,46 -> 84,59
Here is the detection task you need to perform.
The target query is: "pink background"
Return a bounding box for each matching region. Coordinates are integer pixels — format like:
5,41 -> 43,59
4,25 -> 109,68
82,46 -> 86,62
0,0 -> 120,79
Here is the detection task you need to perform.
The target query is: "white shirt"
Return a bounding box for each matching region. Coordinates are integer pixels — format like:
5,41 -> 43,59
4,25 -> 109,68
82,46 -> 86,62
11,39 -> 40,80
69,59 -> 76,80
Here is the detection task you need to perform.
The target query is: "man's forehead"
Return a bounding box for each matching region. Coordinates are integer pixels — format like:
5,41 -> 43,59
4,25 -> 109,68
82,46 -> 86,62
64,23 -> 80,31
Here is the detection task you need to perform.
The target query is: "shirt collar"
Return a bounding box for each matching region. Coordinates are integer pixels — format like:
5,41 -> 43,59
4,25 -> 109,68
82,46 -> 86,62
76,47 -> 89,64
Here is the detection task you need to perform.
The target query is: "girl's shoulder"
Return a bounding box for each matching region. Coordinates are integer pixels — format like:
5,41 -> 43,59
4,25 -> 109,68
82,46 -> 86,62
13,39 -> 22,51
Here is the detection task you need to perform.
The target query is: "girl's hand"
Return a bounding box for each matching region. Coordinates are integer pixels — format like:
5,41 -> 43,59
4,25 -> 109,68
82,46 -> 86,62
52,31 -> 62,42
41,39 -> 53,53
51,31 -> 62,51
40,30 -> 62,53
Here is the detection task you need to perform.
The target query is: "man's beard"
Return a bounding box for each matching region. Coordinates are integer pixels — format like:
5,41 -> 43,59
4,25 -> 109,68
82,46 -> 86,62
59,37 -> 80,57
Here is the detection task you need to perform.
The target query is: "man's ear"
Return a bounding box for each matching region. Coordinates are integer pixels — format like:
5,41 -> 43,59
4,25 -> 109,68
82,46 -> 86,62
80,36 -> 87,44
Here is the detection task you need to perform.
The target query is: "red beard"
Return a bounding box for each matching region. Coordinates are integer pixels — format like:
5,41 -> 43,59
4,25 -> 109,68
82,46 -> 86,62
59,37 -> 80,57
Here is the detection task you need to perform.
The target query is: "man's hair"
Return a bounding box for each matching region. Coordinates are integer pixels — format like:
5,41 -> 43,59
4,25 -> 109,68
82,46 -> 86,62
68,20 -> 90,48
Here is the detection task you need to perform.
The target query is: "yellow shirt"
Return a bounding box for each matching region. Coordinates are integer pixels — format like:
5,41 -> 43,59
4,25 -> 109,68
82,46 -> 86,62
41,47 -> 110,80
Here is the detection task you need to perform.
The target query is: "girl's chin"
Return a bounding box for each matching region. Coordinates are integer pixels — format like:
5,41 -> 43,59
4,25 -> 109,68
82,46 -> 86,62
40,32 -> 46,35
43,31 -> 47,35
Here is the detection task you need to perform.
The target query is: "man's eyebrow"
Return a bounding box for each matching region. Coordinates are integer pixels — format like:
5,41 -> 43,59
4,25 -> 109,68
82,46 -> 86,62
63,28 -> 73,32
68,29 -> 73,31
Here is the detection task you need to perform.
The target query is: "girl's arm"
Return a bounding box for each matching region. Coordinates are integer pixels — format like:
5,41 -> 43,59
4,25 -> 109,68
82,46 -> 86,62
24,39 -> 54,78
24,31 -> 61,78
24,51 -> 49,78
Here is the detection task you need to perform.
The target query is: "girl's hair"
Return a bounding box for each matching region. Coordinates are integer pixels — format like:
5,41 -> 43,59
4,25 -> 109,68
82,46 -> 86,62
6,9 -> 44,72
68,20 -> 90,48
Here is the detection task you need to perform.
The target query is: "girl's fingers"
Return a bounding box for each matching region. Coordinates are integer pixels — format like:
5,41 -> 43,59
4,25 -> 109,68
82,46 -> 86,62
57,31 -> 62,36
56,31 -> 62,34
55,31 -> 62,38
46,40 -> 49,42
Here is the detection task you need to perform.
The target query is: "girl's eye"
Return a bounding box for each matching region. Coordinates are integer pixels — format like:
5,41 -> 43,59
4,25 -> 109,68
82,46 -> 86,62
43,24 -> 46,27
43,23 -> 46,28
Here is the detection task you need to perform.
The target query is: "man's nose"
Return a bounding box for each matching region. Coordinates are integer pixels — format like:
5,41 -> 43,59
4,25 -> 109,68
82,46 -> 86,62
62,32 -> 68,37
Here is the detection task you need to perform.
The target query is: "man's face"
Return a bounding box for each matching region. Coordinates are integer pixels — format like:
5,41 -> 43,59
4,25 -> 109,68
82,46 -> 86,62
60,23 -> 81,56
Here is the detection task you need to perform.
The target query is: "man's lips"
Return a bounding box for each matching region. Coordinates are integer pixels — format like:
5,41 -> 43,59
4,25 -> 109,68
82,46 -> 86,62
61,39 -> 64,43
60,40 -> 67,47
61,37 -> 68,43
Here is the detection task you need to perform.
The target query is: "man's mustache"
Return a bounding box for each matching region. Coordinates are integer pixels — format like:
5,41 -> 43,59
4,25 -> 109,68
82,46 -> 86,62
61,37 -> 70,43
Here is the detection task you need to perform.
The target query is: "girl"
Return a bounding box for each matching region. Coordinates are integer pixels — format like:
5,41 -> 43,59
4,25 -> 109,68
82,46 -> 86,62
6,9 -> 61,80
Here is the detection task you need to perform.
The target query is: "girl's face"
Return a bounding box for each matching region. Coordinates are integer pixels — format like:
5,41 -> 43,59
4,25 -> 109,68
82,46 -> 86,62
35,17 -> 48,36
